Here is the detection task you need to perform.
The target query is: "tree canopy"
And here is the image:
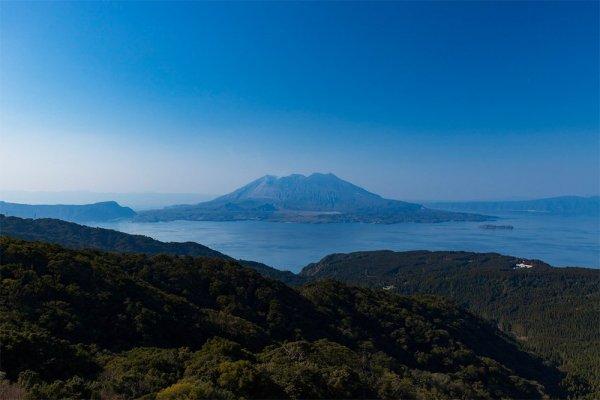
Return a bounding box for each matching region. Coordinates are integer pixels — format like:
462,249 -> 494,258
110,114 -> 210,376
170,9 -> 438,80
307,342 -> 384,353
0,237 -> 572,399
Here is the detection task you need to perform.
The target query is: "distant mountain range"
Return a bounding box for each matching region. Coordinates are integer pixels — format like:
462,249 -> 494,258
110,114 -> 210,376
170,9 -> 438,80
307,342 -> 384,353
428,195 -> 600,215
0,190 -> 217,210
137,173 -> 491,223
1,185 -> 597,224
0,200 -> 136,222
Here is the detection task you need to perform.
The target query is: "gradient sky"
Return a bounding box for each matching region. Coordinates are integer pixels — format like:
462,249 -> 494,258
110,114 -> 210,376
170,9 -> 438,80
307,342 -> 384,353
1,1 -> 598,201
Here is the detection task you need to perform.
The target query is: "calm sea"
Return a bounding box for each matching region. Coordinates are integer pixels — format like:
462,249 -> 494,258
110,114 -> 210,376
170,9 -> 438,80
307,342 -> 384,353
96,212 -> 600,273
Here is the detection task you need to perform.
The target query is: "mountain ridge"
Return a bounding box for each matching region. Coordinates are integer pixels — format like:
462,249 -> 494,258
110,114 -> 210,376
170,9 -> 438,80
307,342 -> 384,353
137,173 -> 491,223
0,236 -> 570,399
0,200 -> 136,222
212,173 -> 398,212
428,195 -> 600,215
0,214 -> 300,284
298,249 -> 600,396
0,214 -> 596,396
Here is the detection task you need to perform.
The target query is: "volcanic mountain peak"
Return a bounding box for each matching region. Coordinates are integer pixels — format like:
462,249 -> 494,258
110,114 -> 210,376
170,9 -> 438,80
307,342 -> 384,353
137,173 -> 492,223
213,173 -> 385,211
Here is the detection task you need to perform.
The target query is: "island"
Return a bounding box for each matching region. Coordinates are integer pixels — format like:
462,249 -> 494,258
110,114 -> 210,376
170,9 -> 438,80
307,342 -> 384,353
136,173 -> 493,224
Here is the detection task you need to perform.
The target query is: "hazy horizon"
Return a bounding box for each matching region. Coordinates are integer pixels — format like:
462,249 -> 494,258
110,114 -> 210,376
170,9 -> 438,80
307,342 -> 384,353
1,176 -> 598,211
1,2 -> 598,201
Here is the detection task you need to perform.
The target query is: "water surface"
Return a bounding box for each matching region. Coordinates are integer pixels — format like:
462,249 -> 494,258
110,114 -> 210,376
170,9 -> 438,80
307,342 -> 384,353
96,212 -> 599,272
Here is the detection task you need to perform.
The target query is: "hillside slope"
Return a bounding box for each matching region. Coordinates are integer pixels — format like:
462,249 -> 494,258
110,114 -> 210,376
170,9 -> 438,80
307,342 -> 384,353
301,250 -> 600,396
0,214 -> 299,284
0,238 -> 567,399
0,214 -> 224,258
0,200 -> 136,222
137,173 -> 492,223
2,215 -> 596,396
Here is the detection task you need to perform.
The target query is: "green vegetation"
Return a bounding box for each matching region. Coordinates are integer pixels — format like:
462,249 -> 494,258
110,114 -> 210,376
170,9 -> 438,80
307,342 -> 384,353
301,250 -> 600,397
1,215 -> 598,398
0,238 -> 569,399
0,214 -> 224,259
0,214 -> 299,283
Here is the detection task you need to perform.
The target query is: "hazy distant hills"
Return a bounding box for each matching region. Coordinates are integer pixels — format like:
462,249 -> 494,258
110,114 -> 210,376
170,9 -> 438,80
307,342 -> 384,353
0,200 -> 136,222
428,195 -> 600,215
137,173 -> 491,223
2,188 -> 596,224
0,190 -> 217,211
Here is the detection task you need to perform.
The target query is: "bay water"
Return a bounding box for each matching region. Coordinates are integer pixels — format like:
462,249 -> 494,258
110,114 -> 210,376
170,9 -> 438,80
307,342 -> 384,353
96,212 -> 599,272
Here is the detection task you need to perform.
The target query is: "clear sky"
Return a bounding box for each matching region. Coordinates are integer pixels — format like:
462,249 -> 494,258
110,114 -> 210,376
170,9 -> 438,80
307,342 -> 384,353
1,1 -> 598,201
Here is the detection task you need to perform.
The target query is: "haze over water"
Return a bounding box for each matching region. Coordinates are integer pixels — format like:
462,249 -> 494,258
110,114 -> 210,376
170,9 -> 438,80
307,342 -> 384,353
4,2 -> 599,271
96,212 -> 599,272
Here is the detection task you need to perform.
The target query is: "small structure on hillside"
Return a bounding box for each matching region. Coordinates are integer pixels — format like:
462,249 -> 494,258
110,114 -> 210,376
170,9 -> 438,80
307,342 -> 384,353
514,262 -> 534,269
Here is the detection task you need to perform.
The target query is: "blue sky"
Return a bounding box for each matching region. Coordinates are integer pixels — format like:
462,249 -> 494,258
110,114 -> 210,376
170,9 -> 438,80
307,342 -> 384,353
1,1 -> 598,201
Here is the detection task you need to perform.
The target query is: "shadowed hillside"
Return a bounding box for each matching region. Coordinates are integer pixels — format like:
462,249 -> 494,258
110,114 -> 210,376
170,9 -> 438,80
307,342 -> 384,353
300,250 -> 600,396
1,215 -> 597,397
0,237 -> 568,399
0,214 -> 298,284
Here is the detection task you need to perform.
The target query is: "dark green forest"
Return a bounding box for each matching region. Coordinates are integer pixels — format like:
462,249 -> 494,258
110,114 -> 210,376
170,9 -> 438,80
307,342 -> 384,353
301,250 -> 600,397
0,215 -> 224,259
0,215 -> 299,284
1,216 -> 598,398
0,238 -> 574,399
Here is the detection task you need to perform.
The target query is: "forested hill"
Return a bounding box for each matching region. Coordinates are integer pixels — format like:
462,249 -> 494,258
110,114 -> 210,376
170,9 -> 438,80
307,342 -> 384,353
0,214 -> 225,258
0,200 -> 136,222
1,215 -> 597,396
0,237 -> 569,399
0,214 -> 300,284
300,250 -> 600,396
